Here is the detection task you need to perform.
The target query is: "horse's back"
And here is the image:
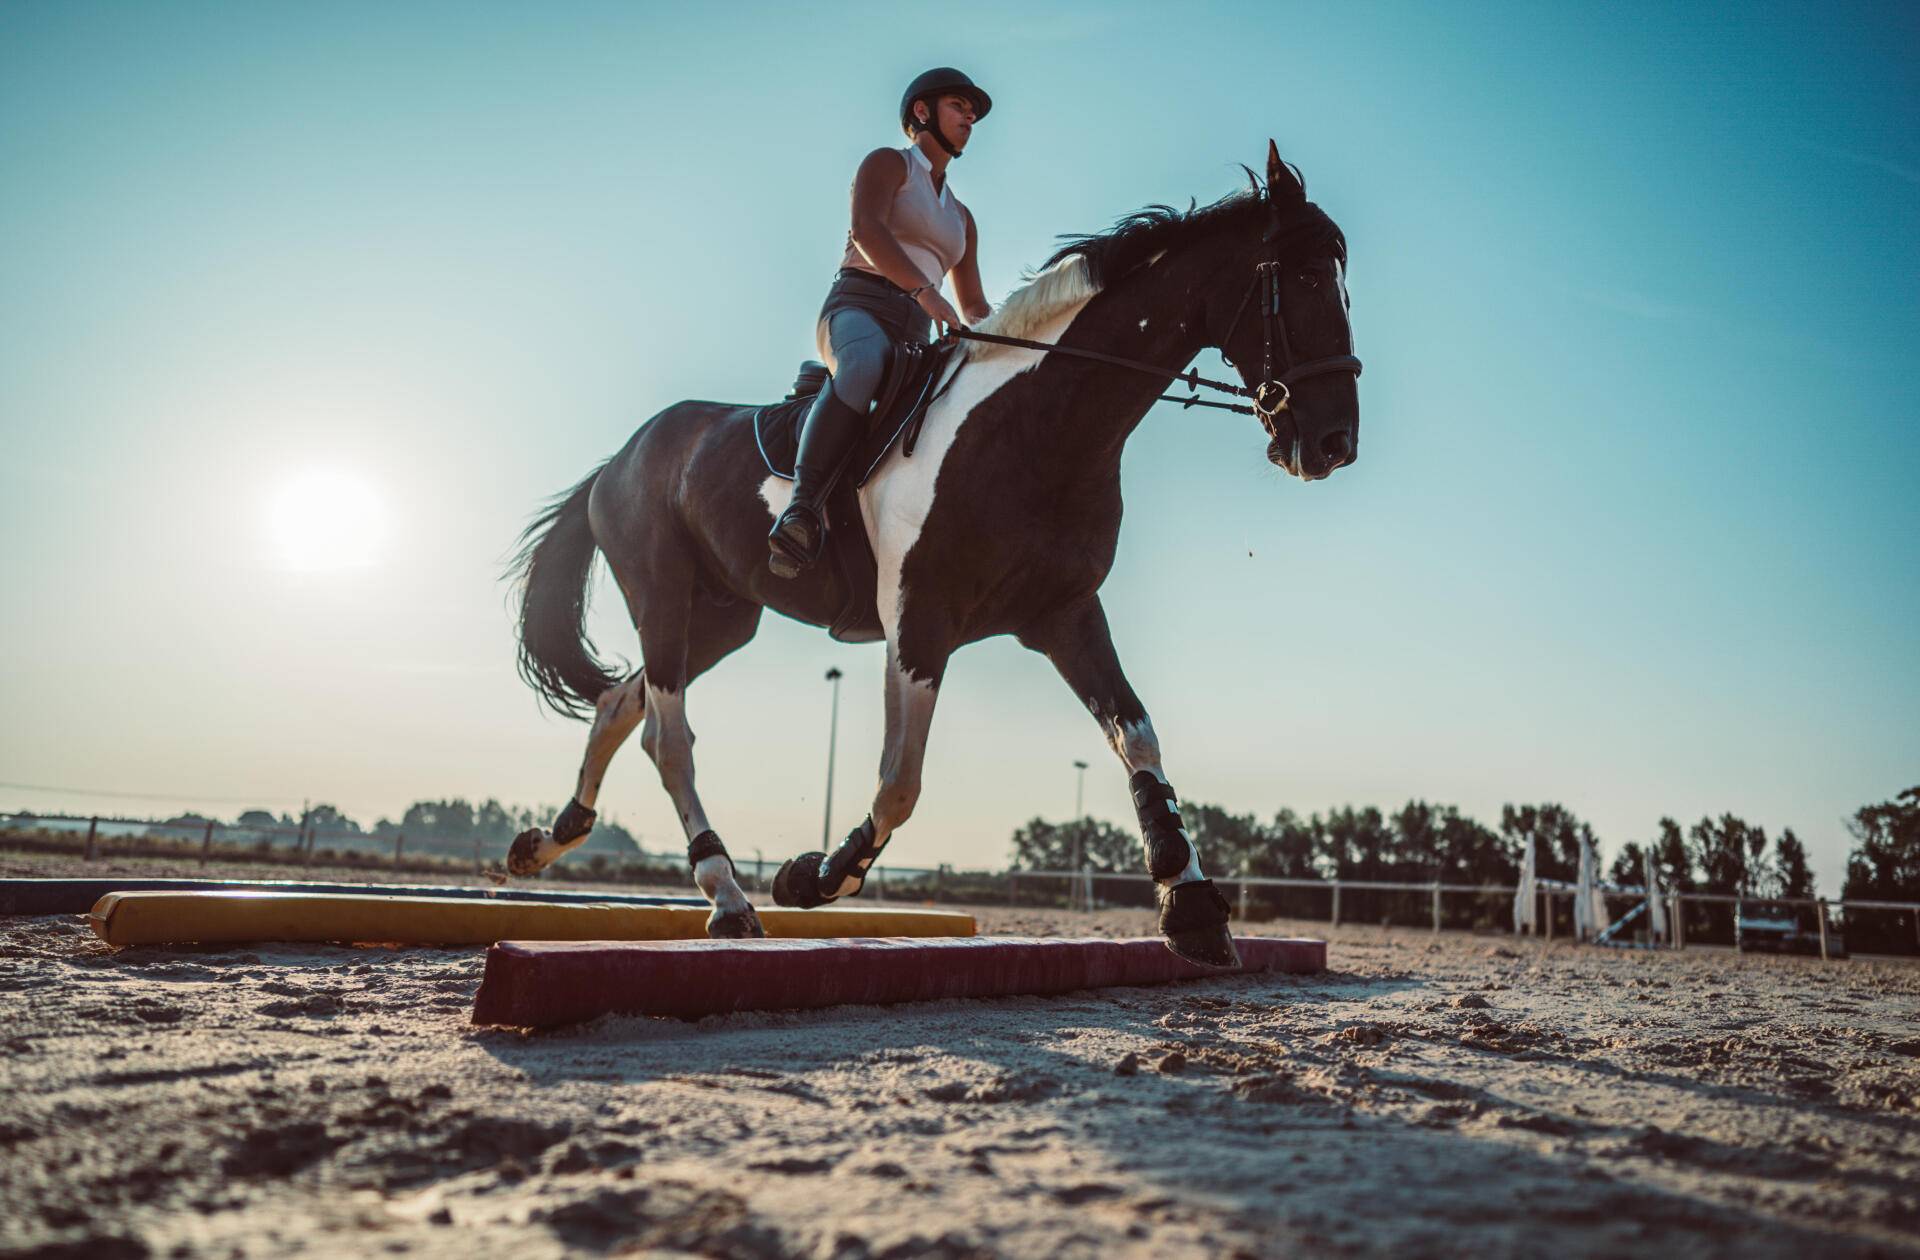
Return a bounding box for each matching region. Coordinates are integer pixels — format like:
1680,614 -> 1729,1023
590,399 -> 759,550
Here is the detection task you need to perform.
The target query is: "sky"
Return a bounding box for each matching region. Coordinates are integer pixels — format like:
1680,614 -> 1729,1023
2,0 -> 1915,891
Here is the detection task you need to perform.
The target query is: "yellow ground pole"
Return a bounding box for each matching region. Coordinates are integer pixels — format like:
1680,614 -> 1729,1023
88,890 -> 976,947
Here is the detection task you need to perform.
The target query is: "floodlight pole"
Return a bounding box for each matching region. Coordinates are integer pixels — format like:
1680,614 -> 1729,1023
1071,760 -> 1090,911
822,668 -> 843,851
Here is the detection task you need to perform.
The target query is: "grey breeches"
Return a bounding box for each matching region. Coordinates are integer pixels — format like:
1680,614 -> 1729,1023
814,270 -> 933,412
818,308 -> 893,412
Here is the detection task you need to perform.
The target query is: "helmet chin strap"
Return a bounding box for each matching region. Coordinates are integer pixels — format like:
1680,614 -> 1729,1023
917,103 -> 963,160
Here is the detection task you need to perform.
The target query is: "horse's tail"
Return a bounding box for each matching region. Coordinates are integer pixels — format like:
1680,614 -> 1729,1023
507,462 -> 623,719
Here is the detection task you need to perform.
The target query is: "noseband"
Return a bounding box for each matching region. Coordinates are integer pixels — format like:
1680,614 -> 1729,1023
947,259 -> 1361,434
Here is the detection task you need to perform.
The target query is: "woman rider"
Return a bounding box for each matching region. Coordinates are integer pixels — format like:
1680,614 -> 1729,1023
767,67 -> 995,579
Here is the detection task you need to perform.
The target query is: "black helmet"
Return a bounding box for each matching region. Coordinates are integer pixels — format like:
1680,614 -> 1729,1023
899,67 -> 992,145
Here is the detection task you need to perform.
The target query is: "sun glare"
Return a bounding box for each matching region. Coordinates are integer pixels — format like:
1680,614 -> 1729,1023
267,469 -> 384,572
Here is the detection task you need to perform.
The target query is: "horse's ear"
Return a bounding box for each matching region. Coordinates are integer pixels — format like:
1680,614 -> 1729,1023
1265,139 -> 1305,204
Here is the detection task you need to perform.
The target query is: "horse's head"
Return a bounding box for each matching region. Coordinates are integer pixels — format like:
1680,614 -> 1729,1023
1211,141 -> 1361,482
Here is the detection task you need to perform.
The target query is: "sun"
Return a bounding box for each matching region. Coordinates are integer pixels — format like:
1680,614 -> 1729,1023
267,469 -> 385,572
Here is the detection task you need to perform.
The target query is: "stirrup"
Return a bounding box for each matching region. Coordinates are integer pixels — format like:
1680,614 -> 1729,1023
768,502 -> 826,579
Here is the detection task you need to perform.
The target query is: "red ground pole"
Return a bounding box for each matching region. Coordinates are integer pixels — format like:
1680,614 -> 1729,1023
471,934 -> 1326,1026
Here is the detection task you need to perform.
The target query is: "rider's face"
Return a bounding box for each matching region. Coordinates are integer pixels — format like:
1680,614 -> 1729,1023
918,93 -> 977,150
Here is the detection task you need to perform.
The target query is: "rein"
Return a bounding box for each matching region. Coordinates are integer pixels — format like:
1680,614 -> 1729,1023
945,261 -> 1362,430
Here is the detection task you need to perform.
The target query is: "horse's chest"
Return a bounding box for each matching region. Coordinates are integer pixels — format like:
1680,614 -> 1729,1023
863,400 -> 1116,642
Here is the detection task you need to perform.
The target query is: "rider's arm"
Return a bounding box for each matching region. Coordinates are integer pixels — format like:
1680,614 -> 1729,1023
848,148 -> 932,291
950,205 -> 991,325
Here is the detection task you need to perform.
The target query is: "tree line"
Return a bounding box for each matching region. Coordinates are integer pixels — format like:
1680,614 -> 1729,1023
1010,786 -> 1920,950
145,798 -> 643,854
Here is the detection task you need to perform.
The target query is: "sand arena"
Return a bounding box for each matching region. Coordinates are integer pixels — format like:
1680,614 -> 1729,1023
2,859 -> 1917,1258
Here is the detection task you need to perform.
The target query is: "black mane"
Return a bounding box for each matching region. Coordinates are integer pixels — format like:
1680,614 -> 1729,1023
1043,185 -> 1345,290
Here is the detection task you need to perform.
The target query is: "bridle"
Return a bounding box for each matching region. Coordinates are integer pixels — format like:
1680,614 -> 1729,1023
945,256 -> 1362,439
1214,260 -> 1364,439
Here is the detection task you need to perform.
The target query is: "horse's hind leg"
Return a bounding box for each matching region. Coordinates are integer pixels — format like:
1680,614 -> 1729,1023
508,548 -> 764,938
1019,597 -> 1239,969
635,590 -> 766,938
507,671 -> 649,876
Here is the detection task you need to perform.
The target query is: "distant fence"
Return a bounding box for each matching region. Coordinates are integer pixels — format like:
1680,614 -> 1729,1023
0,810 -> 686,882
0,810 -> 960,896
1009,869 -> 1920,959
6,811 -> 1915,958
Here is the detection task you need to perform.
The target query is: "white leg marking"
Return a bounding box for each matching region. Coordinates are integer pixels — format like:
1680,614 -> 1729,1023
871,650 -> 938,843
823,647 -> 939,899
573,673 -> 647,808
1109,716 -> 1204,885
693,853 -> 752,917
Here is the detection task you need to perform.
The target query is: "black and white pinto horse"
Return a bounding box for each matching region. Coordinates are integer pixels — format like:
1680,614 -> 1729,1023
505,143 -> 1359,967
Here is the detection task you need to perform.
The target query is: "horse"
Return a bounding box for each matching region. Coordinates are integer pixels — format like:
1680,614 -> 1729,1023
504,141 -> 1361,967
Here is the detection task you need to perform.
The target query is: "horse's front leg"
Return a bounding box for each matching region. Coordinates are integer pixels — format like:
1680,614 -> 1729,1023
1021,597 -> 1240,968
772,643 -> 942,908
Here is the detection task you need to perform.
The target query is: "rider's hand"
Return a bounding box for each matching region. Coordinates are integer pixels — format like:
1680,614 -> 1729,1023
917,289 -> 965,334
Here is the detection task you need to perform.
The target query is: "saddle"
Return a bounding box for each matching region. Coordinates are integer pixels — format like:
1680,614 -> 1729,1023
752,340 -> 951,643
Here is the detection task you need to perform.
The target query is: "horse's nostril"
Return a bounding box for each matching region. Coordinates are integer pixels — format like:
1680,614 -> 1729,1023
1319,431 -> 1352,465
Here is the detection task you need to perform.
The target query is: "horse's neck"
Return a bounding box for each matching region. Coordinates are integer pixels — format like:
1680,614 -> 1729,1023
1034,249 -> 1222,470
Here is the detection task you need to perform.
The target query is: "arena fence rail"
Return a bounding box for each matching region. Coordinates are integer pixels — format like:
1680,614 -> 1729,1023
6,811 -> 1915,960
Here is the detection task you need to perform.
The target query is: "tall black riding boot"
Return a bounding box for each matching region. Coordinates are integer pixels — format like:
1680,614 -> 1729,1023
769,387 -> 866,579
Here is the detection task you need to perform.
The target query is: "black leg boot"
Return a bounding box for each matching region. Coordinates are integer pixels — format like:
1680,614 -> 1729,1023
769,387 -> 866,579
771,816 -> 885,908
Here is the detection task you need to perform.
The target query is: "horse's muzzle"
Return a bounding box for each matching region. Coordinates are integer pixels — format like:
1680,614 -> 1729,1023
1269,425 -> 1356,481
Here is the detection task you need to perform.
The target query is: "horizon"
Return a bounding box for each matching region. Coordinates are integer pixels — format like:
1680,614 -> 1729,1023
3,779 -> 1904,891
4,1 -> 1916,898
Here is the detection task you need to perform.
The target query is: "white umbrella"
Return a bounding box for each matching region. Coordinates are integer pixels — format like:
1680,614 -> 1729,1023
1513,837 -> 1538,934
1573,837 -> 1595,941
1645,847 -> 1669,942
1573,834 -> 1612,942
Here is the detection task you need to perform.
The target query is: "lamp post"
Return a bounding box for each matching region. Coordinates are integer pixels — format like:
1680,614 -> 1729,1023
1070,760 -> 1090,910
822,667 -> 843,851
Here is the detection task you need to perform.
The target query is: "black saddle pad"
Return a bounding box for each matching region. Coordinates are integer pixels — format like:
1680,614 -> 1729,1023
752,343 -> 952,643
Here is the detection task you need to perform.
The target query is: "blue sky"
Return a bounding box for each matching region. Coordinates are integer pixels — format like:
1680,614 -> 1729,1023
2,0 -> 1914,890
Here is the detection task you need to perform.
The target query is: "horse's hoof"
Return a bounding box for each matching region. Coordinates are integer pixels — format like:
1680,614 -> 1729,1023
505,828 -> 549,877
771,852 -> 832,909
1159,879 -> 1242,970
707,906 -> 767,939
1165,925 -> 1242,970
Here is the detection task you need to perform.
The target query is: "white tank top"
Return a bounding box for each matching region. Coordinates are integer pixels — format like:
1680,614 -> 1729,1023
839,145 -> 968,287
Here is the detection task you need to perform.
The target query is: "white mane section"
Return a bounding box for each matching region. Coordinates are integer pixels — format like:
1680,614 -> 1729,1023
961,254 -> 1099,362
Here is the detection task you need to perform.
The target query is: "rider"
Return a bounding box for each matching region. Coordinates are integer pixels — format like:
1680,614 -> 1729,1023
767,67 -> 996,579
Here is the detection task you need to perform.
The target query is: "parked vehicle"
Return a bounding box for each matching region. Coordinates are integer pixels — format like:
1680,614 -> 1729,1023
1735,899 -> 1846,958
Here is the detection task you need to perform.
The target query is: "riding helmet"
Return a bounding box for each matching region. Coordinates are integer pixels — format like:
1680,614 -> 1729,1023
899,67 -> 993,137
